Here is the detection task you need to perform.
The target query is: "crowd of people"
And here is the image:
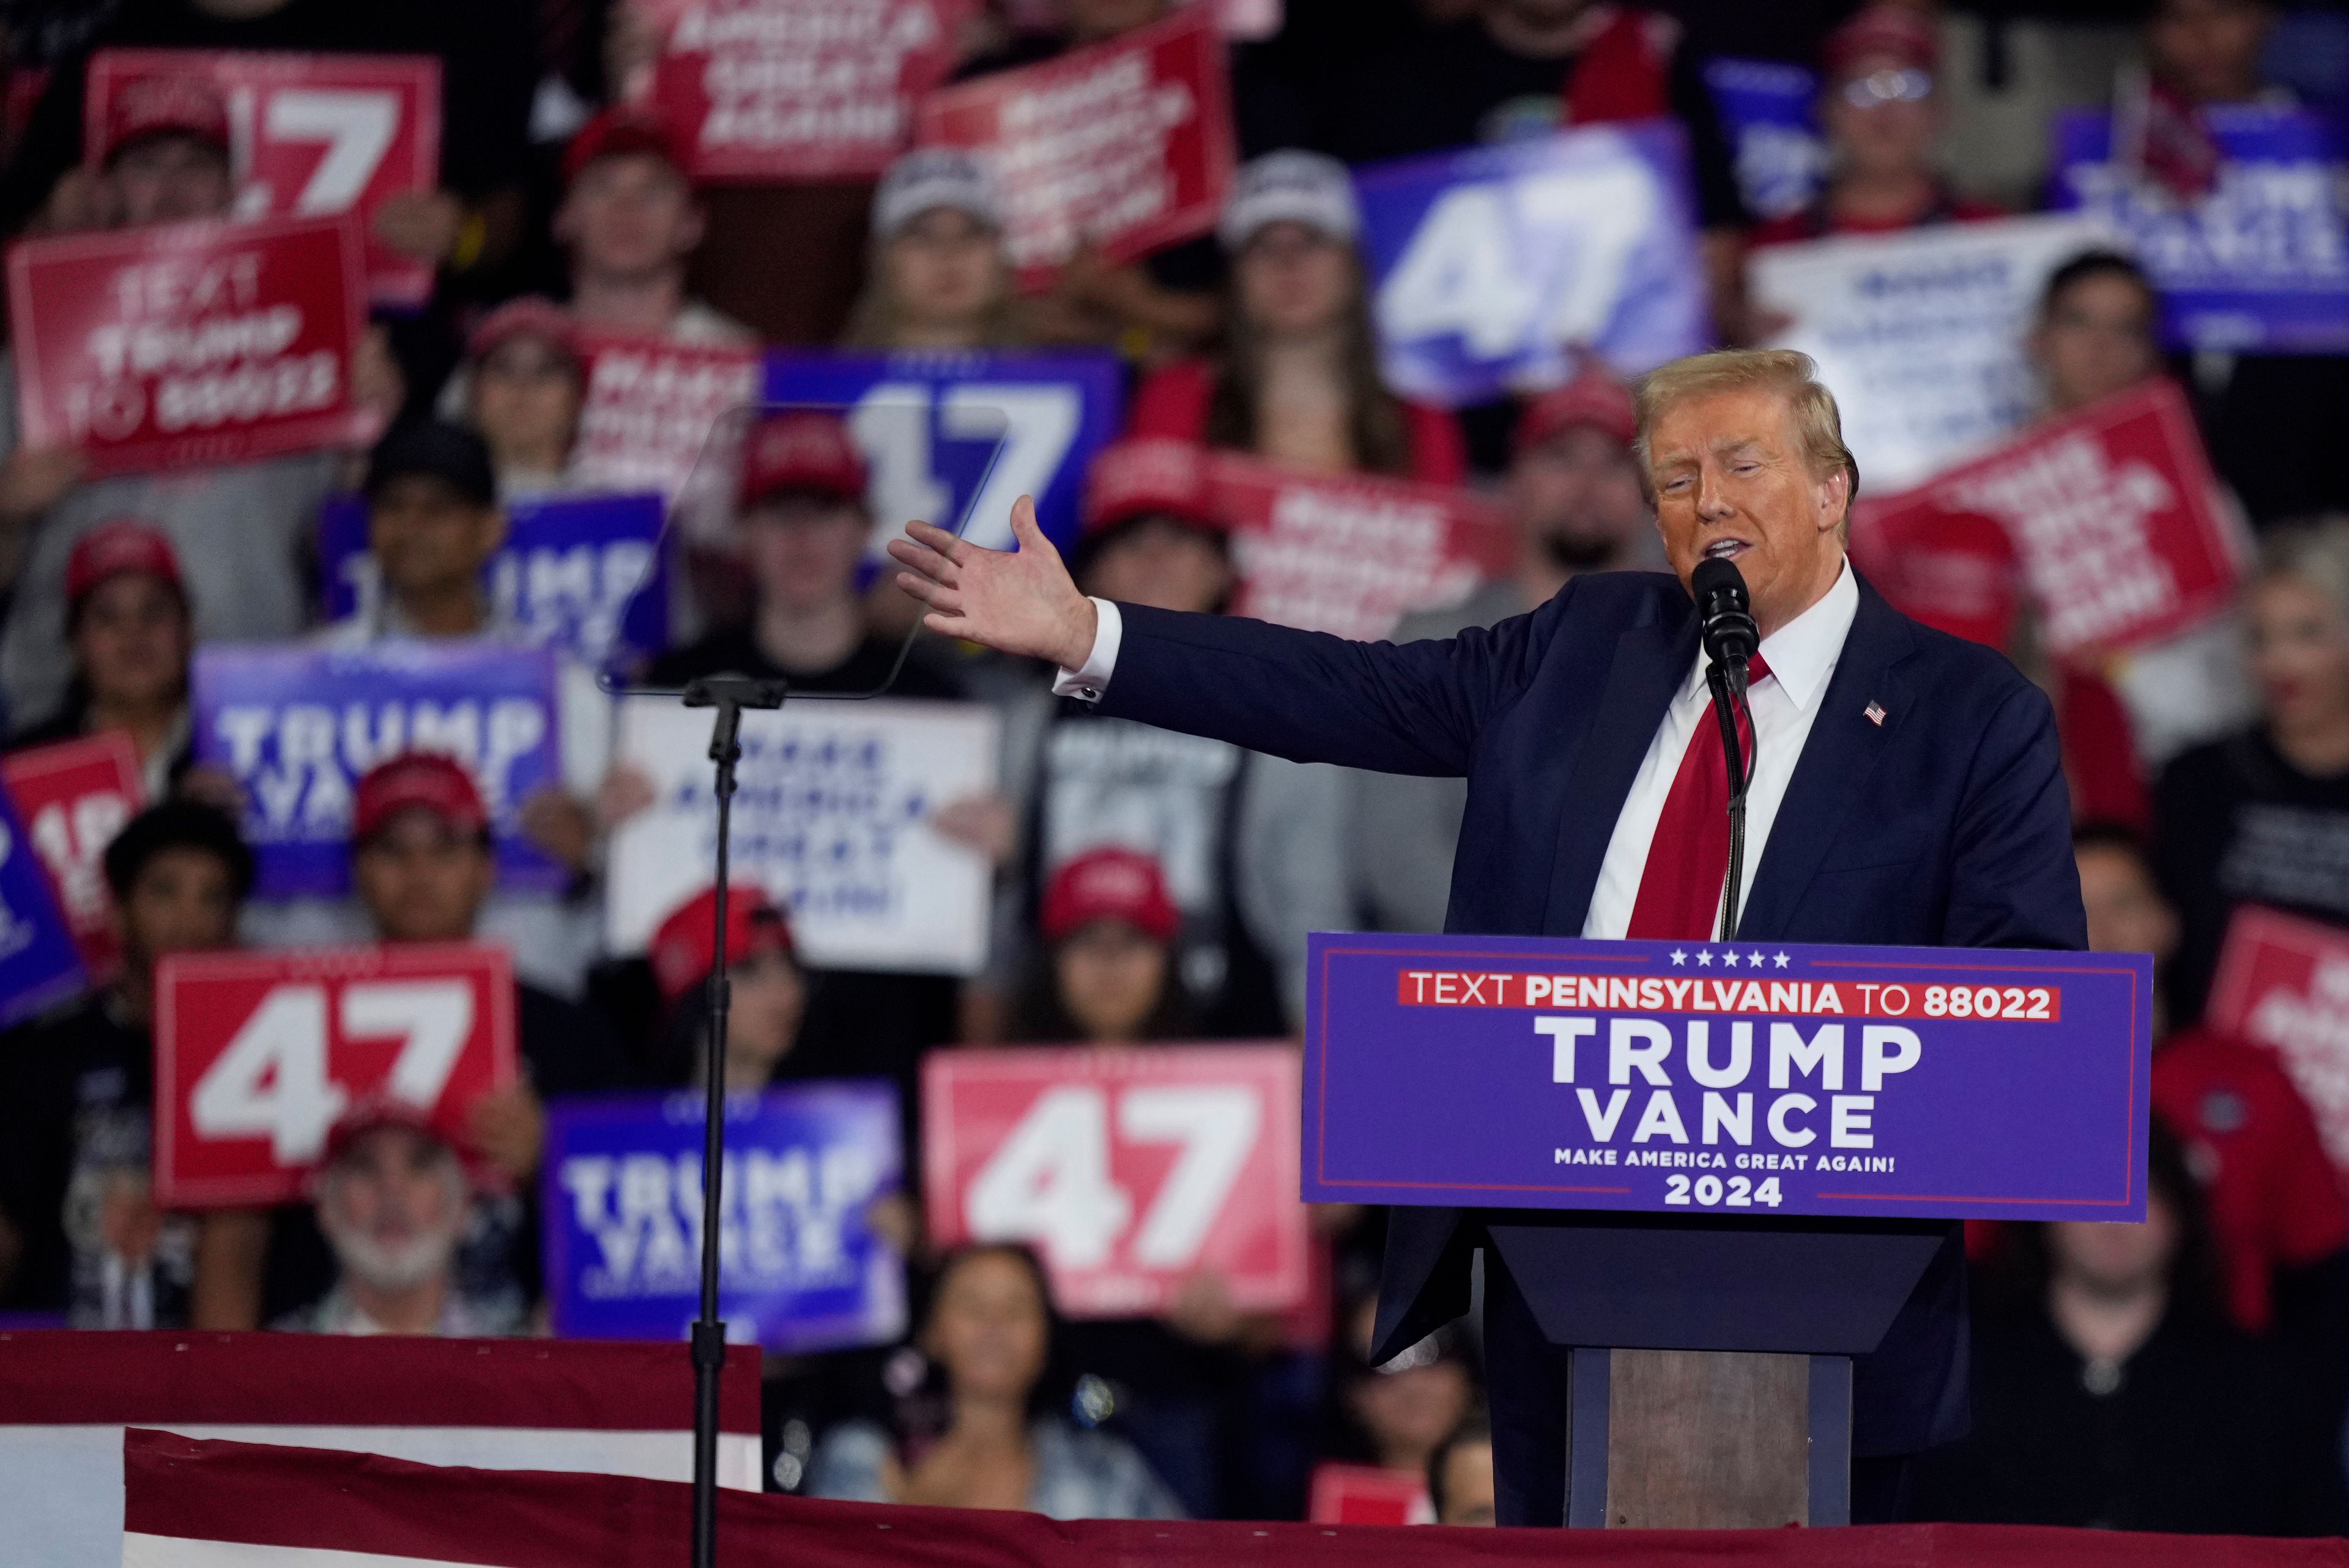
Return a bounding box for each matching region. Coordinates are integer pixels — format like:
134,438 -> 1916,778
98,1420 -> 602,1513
0,0 -> 2344,1537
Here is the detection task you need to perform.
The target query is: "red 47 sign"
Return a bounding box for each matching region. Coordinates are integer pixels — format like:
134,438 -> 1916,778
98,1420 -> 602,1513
155,943 -> 518,1208
86,50 -> 442,308
922,1044 -> 1308,1317
0,733 -> 143,980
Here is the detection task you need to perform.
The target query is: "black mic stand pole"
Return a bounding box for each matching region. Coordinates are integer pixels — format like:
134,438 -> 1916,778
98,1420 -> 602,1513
1710,656 -> 1754,944
681,673 -> 789,1568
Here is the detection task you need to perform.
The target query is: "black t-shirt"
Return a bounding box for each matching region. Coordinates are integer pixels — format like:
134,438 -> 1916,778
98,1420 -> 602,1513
1310,12 -> 1747,230
644,630 -> 966,700
0,0 -> 538,232
1911,1306 -> 2346,1534
2154,727 -> 2349,1025
0,990 -> 193,1324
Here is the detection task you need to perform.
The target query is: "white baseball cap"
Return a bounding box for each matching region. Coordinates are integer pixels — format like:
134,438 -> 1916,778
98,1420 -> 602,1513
1217,149 -> 1360,251
872,147 -> 1003,239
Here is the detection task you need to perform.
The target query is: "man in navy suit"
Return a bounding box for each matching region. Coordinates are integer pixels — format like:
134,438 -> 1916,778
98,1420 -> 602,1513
891,349 -> 2087,1525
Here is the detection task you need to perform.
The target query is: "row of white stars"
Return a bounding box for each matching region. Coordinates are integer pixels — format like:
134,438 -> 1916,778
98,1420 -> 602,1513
1668,948 -> 1792,968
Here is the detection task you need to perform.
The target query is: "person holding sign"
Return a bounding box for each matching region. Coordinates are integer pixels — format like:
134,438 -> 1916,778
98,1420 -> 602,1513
842,150 -> 1034,354
1009,847 -> 1195,1043
808,1241 -> 1184,1520
0,800 -> 250,1328
272,1099 -> 516,1337
7,521 -> 195,798
891,346 -> 2086,1524
1129,153 -> 1466,485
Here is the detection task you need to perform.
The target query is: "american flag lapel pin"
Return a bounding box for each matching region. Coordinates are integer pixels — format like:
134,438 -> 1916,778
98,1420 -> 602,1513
1864,701 -> 1887,727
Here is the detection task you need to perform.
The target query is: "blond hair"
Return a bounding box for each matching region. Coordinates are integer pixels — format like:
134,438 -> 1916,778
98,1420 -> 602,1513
1635,349 -> 1860,529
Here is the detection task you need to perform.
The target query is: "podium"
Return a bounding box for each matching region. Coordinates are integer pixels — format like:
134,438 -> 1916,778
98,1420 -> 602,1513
1308,932 -> 2154,1528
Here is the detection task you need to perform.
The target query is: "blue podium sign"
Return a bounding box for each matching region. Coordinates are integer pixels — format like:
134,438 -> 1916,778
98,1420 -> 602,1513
1304,934 -> 2151,1222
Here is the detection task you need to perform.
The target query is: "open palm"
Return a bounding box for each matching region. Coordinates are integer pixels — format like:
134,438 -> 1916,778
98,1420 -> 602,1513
887,495 -> 1097,670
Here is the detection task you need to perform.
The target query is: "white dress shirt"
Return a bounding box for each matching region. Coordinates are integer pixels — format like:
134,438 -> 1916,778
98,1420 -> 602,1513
1054,560 -> 1861,940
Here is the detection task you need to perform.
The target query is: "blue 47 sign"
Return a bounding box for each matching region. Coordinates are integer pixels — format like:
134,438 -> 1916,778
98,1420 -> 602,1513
2051,105 -> 2349,352
762,350 -> 1124,557
1356,121 -> 1712,407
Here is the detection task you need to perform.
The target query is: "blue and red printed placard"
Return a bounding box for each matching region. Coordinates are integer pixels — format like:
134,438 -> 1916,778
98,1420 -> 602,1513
543,1083 -> 907,1354
0,782 -> 87,1025
1304,933 -> 2152,1222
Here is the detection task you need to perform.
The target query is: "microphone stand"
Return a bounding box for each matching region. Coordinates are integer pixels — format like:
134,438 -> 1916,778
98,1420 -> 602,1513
681,674 -> 787,1568
1710,658 -> 1755,943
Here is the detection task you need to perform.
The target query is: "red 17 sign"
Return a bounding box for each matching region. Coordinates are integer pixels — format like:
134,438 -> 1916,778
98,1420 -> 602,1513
0,733 -> 143,981
1216,453 -> 1516,643
923,1044 -> 1308,1317
155,942 -> 518,1208
915,7 -> 1236,289
6,212 -> 371,477
86,50 -> 442,308
2206,907 -> 2349,1175
1854,379 -> 2244,659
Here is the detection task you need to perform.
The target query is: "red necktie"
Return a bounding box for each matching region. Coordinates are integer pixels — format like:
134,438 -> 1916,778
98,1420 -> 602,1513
1626,655 -> 1772,942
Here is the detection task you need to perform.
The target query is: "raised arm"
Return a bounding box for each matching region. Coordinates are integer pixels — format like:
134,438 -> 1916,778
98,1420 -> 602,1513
891,499 -> 1553,777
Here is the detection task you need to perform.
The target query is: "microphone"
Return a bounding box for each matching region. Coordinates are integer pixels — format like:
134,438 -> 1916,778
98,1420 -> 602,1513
1691,555 -> 1759,692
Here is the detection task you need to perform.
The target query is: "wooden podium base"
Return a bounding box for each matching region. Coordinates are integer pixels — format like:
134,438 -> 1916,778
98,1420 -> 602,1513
1565,1349 -> 1852,1528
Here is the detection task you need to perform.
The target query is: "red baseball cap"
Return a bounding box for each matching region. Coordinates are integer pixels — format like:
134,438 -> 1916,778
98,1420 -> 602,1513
1082,439 -> 1222,535
321,1095 -> 449,1165
352,753 -> 490,845
1515,367 -> 1638,454
100,72 -> 231,165
466,296 -> 579,365
1041,847 -> 1181,945
650,885 -> 796,1003
563,106 -> 690,187
1822,4 -> 1939,80
740,411 -> 868,509
66,519 -> 185,608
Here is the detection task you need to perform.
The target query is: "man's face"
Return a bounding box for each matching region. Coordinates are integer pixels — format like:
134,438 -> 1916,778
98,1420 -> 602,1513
1646,388 -> 1848,636
2032,272 -> 2159,415
1820,53 -> 1938,182
1505,425 -> 1649,572
368,475 -> 504,601
72,573 -> 190,711
558,152 -> 702,285
117,847 -> 240,974
354,812 -> 494,944
318,1123 -> 468,1293
1438,1439 -> 1497,1526
740,494 -> 870,618
1080,518 -> 1232,614
104,134 -> 234,227
2150,0 -> 2271,103
2076,844 -> 2178,964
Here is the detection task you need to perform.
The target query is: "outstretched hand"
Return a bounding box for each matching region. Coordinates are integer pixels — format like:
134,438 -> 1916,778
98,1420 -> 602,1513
887,495 -> 1098,671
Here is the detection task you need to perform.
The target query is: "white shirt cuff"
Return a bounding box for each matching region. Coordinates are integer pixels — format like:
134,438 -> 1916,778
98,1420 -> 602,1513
1050,598 -> 1122,701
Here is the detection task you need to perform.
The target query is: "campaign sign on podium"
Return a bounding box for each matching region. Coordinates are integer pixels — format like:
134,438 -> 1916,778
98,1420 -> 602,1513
1305,934 -> 2151,1222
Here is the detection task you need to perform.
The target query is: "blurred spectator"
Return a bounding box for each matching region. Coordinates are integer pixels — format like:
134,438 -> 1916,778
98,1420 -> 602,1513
841,150 -> 1032,353
0,0 -> 536,278
556,106 -> 750,345
1302,0 -> 1750,336
1349,368 -> 1650,932
1323,1292 -> 1479,1481
1425,1413 -> 1497,1527
1129,153 -> 1465,483
1751,6 -> 2002,247
647,884 -> 806,1091
2156,521 -> 2349,1024
7,521 -> 195,798
2076,822 -> 2348,1343
2030,250 -> 2162,422
196,752 -> 625,1329
0,76 -> 401,730
993,439 -> 1348,1035
0,800 -> 250,1326
1010,847 -> 1197,1042
236,421 -> 612,998
273,1102 -> 519,1336
453,298 -> 586,500
807,1242 -> 1184,1518
1913,1129 -> 2346,1534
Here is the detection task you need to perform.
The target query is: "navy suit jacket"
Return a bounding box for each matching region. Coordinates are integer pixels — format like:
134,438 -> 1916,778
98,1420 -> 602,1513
1097,568 -> 2087,1454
